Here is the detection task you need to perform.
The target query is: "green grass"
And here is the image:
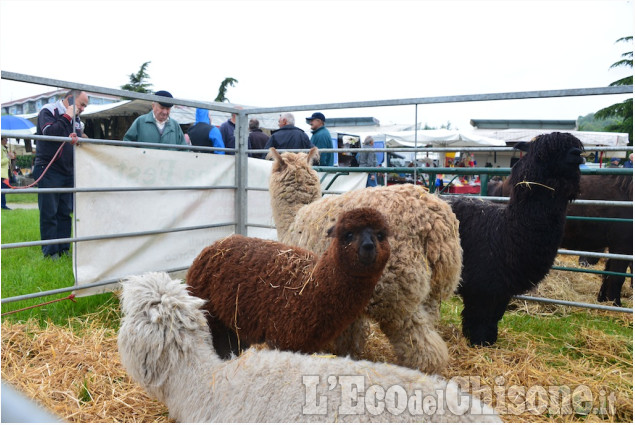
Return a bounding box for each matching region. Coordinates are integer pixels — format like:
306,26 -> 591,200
5,192 -> 37,204
1,208 -> 118,327
441,296 -> 632,364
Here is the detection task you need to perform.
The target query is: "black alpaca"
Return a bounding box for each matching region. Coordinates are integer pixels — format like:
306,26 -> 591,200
449,132 -> 583,346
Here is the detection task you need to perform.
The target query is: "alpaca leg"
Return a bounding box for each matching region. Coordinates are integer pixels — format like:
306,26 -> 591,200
331,317 -> 370,359
379,307 -> 448,374
597,259 -> 629,306
461,294 -> 510,347
208,317 -> 249,359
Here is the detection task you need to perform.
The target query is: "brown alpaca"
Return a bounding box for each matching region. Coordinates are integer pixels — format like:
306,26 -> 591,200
186,207 -> 391,358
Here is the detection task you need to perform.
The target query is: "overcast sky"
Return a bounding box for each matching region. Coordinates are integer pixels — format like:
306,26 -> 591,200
1,0 -> 632,130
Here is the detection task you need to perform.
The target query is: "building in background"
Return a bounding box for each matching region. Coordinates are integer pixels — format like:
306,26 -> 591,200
1,89 -> 118,115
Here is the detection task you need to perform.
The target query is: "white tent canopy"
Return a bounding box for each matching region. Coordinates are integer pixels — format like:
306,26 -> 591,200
473,128 -> 630,147
381,129 -> 507,148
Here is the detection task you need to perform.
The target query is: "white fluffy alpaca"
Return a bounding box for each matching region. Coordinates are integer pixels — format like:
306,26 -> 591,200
118,272 -> 501,423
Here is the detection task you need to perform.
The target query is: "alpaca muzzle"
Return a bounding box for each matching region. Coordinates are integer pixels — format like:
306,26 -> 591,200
358,231 -> 378,265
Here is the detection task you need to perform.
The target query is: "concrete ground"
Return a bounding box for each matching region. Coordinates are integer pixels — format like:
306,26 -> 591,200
4,203 -> 38,210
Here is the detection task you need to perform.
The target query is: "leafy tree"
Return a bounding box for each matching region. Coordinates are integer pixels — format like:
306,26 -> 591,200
215,77 -> 238,102
594,36 -> 633,142
121,61 -> 153,93
577,112 -> 620,132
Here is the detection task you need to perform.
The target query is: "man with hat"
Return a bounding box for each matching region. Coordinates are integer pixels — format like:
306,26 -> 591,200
307,112 -> 334,166
608,157 -> 622,168
124,90 -> 186,148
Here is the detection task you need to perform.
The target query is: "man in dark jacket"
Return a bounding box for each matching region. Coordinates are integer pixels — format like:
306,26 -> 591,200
33,89 -> 88,258
264,113 -> 312,150
307,112 -> 334,166
188,108 -> 225,155
247,118 -> 269,159
219,113 -> 236,154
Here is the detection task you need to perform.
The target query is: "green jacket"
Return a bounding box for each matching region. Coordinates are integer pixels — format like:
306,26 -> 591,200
123,111 -> 186,148
310,126 -> 334,166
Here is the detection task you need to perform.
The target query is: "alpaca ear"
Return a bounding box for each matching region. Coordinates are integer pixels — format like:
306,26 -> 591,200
266,148 -> 287,171
307,146 -> 320,165
515,142 -> 530,152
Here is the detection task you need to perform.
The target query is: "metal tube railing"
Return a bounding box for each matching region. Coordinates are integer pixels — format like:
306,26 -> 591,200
2,71 -> 632,313
1,222 -> 236,250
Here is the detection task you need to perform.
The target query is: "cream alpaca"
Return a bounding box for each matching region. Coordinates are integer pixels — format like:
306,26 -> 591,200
267,147 -> 462,374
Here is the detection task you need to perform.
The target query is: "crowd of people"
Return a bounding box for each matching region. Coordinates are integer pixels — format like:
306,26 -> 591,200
13,89 -> 379,259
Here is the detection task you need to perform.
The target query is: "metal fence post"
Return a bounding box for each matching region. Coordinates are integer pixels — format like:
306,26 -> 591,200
234,111 -> 249,236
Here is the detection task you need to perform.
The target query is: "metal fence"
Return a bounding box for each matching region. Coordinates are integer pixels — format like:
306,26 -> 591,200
1,71 -> 633,313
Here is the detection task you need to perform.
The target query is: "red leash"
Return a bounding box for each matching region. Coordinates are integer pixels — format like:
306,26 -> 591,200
4,133 -> 78,189
1,294 -> 76,317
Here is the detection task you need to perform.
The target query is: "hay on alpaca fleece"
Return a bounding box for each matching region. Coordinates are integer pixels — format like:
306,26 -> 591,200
186,208 -> 391,358
267,147 -> 462,375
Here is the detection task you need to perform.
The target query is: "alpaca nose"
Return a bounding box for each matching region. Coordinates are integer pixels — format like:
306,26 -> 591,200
358,232 -> 377,265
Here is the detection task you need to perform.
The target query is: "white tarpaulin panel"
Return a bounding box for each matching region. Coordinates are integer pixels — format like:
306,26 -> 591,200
72,144 -> 371,296
74,144 -> 240,296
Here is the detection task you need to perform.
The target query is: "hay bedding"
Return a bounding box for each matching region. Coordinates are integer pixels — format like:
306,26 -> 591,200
1,256 -> 632,423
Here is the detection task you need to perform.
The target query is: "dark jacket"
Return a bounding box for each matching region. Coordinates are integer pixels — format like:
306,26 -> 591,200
188,109 -> 225,154
35,100 -> 81,176
248,129 -> 269,159
310,125 -> 334,165
219,119 -> 236,154
264,125 -> 312,150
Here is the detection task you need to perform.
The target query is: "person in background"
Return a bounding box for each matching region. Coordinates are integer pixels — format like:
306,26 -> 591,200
608,157 -> 621,168
623,153 -> 633,168
187,108 -> 225,155
2,137 -> 16,210
247,118 -> 269,159
123,90 -> 186,148
33,89 -> 88,259
264,113 -> 312,150
358,135 -> 378,187
219,106 -> 243,155
307,112 -> 333,166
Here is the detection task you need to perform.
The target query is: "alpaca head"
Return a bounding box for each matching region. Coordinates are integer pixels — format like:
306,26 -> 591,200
509,132 -> 583,202
267,147 -> 322,205
118,272 -> 212,392
327,208 -> 391,276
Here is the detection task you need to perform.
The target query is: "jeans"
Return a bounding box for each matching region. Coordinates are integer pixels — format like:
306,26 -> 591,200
366,173 -> 378,187
32,165 -> 74,257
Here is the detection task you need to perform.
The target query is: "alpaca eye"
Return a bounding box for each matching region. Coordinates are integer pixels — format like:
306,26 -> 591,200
345,232 -> 354,242
377,233 -> 385,241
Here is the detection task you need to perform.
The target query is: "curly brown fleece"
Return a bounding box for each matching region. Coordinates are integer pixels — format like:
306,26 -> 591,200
267,147 -> 462,374
187,207 -> 390,358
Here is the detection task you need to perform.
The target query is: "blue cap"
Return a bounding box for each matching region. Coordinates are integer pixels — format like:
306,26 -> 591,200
154,90 -> 174,107
306,112 -> 326,122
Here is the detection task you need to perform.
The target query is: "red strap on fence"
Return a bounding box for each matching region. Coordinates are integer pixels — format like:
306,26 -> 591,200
5,141 -> 67,189
1,294 -> 76,317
